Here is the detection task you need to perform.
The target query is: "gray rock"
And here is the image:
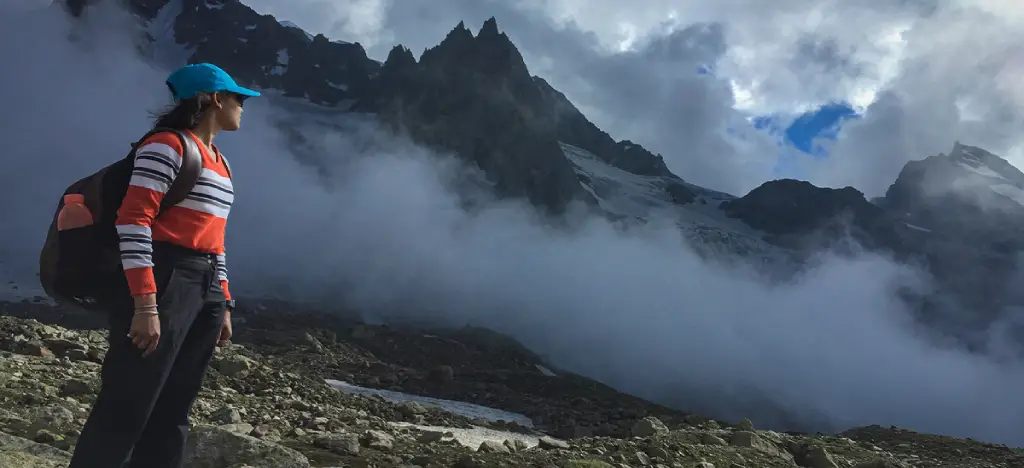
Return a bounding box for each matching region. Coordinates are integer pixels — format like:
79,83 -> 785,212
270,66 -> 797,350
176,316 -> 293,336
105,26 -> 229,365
852,460 -> 903,468
211,406 -> 243,424
314,433 -> 360,456
645,446 -> 670,459
630,417 -> 669,437
29,406 -> 75,433
477,441 -> 509,453
416,430 -> 445,443
0,432 -> 71,468
730,431 -> 788,459
397,401 -> 427,417
219,423 -> 255,435
58,378 -> 92,397
700,433 -> 728,446
361,430 -> 394,451
184,425 -> 310,468
31,430 -> 60,444
801,446 -> 839,468
213,355 -> 257,378
537,436 -> 569,449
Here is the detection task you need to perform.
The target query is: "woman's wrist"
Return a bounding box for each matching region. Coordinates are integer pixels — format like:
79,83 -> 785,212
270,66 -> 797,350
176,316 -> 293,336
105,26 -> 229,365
133,293 -> 158,315
134,304 -> 158,316
133,293 -> 157,308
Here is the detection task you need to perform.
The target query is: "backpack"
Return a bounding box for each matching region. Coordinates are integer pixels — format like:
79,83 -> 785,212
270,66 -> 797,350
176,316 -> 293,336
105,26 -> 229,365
39,128 -> 204,310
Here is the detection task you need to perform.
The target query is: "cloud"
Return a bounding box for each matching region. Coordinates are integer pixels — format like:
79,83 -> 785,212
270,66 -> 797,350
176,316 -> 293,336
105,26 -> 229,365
243,0 -> 1024,199
3,0 -> 1024,447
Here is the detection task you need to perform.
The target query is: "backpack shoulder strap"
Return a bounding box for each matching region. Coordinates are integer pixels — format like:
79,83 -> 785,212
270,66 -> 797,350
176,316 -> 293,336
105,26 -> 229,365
221,153 -> 232,178
158,129 -> 203,209
211,143 -> 231,179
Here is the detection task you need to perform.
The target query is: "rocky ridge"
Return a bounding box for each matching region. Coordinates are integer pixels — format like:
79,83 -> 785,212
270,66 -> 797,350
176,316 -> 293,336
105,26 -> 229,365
67,0 -> 679,213
1,300 -> 1021,468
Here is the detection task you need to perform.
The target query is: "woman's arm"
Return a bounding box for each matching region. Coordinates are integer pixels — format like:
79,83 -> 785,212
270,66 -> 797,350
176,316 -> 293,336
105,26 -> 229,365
216,251 -> 232,304
115,132 -> 185,307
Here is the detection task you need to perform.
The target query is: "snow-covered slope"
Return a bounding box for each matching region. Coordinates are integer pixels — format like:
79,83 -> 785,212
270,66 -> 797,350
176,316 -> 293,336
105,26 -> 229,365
883,142 -> 1024,240
950,144 -> 1024,208
562,143 -> 795,269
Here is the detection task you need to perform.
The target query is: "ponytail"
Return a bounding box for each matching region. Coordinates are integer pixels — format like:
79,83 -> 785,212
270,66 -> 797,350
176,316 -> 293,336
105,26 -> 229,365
150,84 -> 213,130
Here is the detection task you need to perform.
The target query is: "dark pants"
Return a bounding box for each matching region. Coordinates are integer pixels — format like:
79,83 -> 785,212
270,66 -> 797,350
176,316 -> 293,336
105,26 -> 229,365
69,242 -> 228,468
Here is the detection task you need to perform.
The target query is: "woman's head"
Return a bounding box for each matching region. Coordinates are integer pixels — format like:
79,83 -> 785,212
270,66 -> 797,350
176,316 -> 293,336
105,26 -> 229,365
152,91 -> 248,132
153,63 -> 260,133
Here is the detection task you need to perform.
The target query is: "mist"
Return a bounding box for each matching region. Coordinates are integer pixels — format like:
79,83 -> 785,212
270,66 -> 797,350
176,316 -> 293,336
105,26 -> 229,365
3,1 -> 1024,447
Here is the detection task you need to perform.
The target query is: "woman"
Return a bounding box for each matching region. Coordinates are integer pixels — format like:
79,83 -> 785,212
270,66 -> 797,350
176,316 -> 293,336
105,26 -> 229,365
69,63 -> 259,468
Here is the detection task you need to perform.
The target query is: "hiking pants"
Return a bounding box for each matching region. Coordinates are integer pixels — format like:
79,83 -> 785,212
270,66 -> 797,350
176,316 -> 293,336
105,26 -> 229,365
68,242 -> 228,468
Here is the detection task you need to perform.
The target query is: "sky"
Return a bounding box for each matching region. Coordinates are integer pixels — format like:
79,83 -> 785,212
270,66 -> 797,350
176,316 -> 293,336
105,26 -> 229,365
241,0 -> 1024,197
3,0 -> 1024,448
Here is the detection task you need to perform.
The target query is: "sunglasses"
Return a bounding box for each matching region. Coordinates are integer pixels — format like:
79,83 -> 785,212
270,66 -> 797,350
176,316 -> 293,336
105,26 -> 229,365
216,92 -> 247,108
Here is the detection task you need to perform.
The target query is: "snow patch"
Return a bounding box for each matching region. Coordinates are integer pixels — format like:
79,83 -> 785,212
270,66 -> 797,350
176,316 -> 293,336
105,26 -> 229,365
245,24 -> 257,31
535,364 -> 557,377
389,421 -> 540,449
326,379 -> 533,427
326,80 -> 348,91
202,0 -> 225,10
561,142 -> 786,268
903,222 -> 932,233
957,161 -> 1005,180
990,184 -> 1024,206
279,20 -> 314,42
267,49 -> 289,76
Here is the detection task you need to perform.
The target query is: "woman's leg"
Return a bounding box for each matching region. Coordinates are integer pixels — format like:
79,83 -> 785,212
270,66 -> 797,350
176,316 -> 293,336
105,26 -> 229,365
127,284 -> 226,468
68,262 -> 211,468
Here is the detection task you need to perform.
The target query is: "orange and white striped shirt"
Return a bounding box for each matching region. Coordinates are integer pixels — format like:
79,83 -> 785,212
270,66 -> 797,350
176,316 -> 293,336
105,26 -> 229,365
114,131 -> 234,300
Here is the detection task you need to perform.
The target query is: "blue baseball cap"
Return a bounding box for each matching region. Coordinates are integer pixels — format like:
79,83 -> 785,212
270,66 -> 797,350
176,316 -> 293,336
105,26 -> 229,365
165,63 -> 261,101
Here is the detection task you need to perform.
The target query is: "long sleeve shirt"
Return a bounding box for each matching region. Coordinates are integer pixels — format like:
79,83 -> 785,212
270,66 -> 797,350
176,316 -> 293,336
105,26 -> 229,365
114,130 -> 235,300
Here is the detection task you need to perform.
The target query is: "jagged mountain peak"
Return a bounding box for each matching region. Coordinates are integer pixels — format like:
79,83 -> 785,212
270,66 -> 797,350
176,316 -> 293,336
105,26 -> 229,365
420,18 -> 530,82
383,45 -> 416,69
440,19 -> 475,47
947,141 -> 1024,185
885,142 -> 1024,216
478,16 -> 501,39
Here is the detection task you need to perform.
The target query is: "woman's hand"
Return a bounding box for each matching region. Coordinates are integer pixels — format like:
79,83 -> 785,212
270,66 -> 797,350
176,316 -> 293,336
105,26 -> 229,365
217,308 -> 232,346
129,308 -> 161,357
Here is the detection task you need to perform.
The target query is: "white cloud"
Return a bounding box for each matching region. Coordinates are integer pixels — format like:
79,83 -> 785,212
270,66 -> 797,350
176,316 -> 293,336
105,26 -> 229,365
230,0 -> 1023,198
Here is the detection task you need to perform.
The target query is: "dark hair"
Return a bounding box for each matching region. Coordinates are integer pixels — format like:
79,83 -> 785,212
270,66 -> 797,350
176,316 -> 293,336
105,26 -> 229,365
150,91 -> 213,130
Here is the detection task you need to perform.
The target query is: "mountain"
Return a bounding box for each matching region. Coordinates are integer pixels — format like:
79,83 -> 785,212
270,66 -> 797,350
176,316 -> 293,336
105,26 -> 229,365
70,0 -> 678,213
62,1 -> 1024,342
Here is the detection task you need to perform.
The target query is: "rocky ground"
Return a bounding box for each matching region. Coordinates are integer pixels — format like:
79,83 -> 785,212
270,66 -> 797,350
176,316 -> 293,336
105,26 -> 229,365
1,297 -> 1021,468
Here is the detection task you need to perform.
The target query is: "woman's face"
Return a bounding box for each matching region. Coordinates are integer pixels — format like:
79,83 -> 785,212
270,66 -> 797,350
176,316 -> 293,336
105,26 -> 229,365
213,92 -> 246,131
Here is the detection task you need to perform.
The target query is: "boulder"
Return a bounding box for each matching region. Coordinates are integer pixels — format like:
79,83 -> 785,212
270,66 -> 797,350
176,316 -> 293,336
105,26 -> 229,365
184,425 -> 310,468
